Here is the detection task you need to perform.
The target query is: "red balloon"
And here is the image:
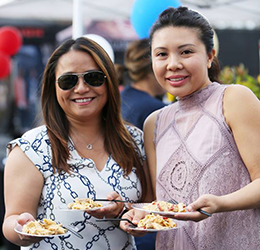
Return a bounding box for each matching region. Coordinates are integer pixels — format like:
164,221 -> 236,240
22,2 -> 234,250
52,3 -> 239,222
0,26 -> 22,56
0,51 -> 11,79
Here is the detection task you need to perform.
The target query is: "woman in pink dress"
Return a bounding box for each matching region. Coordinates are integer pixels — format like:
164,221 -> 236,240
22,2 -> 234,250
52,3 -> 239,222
121,6 -> 260,250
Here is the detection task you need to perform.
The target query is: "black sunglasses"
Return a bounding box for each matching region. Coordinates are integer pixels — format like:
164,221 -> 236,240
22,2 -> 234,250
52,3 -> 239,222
56,70 -> 106,90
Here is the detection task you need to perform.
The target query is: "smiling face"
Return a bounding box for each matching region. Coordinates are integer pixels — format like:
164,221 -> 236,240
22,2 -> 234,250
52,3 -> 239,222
55,49 -> 108,124
151,26 -> 215,98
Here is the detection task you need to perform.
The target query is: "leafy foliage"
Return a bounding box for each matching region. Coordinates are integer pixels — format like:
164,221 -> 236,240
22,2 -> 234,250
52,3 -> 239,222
219,64 -> 260,99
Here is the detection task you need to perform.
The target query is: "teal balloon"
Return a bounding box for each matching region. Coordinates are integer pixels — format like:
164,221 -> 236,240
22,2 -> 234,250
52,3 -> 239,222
131,0 -> 181,38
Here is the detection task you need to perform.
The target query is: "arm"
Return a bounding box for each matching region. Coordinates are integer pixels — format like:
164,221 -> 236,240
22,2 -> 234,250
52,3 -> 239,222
219,85 -> 260,210
3,146 -> 44,246
177,85 -> 260,221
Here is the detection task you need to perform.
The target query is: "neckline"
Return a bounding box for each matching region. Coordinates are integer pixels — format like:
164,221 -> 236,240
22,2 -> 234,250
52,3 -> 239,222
177,82 -> 218,110
68,137 -> 110,173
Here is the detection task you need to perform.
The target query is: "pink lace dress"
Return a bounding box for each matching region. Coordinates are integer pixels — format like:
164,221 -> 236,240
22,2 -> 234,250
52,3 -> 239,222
154,82 -> 260,250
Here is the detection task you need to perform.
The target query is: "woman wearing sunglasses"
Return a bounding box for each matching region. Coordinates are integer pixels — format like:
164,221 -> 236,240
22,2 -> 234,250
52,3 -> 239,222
3,37 -> 153,250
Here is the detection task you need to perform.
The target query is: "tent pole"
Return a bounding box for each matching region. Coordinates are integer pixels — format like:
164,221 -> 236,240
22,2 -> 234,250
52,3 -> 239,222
72,0 -> 84,39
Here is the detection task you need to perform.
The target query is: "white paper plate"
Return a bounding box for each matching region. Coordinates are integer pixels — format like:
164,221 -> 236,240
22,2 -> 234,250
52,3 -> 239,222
128,219 -> 185,232
14,225 -> 70,238
57,201 -> 113,212
132,203 -> 189,216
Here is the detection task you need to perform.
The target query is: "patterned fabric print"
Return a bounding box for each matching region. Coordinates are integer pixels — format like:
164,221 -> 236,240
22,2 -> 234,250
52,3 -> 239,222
154,83 -> 260,250
157,144 -> 201,206
8,125 -> 143,250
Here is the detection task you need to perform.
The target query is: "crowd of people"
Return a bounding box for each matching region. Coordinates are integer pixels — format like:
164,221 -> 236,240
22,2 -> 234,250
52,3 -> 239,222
2,5 -> 260,250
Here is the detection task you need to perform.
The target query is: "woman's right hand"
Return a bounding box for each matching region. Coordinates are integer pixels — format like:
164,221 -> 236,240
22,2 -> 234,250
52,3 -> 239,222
3,146 -> 44,246
15,213 -> 43,245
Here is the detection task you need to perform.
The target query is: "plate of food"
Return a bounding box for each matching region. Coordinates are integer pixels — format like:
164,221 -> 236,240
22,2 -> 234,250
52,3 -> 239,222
58,198 -> 112,212
14,219 -> 69,237
129,213 -> 184,232
132,201 -> 187,216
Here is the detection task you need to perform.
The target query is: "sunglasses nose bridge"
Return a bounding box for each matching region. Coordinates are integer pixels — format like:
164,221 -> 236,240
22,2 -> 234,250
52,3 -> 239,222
74,73 -> 90,90
78,73 -> 90,85
76,72 -> 84,80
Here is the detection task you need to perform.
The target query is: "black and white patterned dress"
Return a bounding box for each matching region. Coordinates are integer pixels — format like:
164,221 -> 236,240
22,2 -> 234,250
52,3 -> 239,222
8,125 -> 144,250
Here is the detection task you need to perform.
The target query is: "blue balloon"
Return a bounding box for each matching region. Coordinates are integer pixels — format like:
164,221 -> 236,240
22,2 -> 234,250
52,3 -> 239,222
131,0 -> 181,38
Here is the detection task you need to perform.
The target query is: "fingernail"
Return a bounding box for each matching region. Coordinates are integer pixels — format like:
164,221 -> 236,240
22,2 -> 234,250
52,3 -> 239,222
187,205 -> 192,211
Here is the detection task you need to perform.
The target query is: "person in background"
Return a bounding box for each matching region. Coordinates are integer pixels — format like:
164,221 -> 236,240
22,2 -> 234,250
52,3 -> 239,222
120,38 -> 166,130
27,68 -> 40,128
121,6 -> 260,250
114,63 -> 125,92
3,37 -> 153,250
14,67 -> 29,133
119,38 -> 166,250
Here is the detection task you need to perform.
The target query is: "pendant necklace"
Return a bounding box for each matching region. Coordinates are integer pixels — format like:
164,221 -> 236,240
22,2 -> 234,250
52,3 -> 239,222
86,135 -> 99,150
72,129 -> 102,151
85,131 -> 102,150
86,143 -> 93,150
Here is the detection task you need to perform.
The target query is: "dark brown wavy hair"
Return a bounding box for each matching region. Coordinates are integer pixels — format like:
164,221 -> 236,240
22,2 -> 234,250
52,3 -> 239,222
124,38 -> 152,82
149,6 -> 221,82
115,39 -> 153,86
41,37 -> 147,199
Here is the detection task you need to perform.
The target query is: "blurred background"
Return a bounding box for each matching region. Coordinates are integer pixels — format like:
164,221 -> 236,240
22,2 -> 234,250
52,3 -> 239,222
0,0 -> 259,249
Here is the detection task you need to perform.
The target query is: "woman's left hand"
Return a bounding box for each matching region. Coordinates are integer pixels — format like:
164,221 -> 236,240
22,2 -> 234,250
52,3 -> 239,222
170,194 -> 219,222
86,191 -> 125,219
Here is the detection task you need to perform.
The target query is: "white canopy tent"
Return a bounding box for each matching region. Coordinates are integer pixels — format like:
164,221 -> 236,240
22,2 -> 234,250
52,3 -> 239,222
0,0 -> 259,75
181,0 -> 260,30
0,0 -> 135,21
0,0 -> 136,38
0,0 -> 259,32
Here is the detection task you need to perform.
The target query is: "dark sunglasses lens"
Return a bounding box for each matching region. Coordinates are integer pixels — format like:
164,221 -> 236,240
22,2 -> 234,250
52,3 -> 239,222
58,75 -> 78,90
84,72 -> 105,87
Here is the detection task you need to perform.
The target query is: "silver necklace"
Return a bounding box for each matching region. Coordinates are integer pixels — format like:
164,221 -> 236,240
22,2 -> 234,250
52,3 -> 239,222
72,129 -> 102,150
86,134 -> 100,150
86,143 -> 93,150
85,132 -> 102,150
